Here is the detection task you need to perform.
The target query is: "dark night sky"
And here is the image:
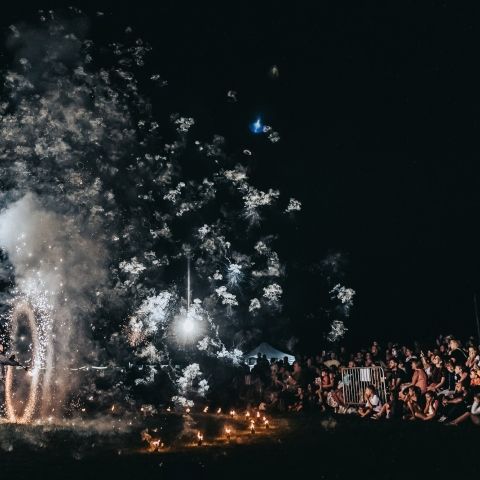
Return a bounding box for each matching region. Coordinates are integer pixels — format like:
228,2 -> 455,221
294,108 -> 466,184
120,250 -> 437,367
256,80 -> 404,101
3,1 -> 480,347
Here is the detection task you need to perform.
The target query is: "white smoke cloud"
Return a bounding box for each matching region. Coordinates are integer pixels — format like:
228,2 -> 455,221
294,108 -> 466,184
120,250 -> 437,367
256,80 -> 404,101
0,193 -> 109,416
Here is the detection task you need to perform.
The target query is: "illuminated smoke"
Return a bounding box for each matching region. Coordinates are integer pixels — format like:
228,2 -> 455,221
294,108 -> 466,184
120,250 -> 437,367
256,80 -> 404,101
327,320 -> 348,343
0,11 -> 300,415
226,263 -> 243,287
330,284 -> 356,316
0,194 -> 108,419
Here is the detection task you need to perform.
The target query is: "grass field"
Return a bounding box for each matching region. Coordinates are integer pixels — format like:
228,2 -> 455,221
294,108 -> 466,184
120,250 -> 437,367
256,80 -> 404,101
0,413 -> 478,480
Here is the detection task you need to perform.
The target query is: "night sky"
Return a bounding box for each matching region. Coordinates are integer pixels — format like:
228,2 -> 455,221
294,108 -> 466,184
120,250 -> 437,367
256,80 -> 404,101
3,1 -> 480,348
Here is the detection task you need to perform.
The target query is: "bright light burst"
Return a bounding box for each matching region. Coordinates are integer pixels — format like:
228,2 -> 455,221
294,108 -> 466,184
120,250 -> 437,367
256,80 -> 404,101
226,263 -> 243,287
181,316 -> 196,336
0,11 -> 304,414
249,117 -> 263,133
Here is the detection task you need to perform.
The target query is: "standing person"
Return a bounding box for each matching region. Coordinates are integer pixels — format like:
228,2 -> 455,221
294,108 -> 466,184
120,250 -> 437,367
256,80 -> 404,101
388,358 -> 407,392
448,338 -> 467,365
400,359 -> 427,397
437,361 -> 456,396
427,355 -> 446,392
403,347 -> 417,379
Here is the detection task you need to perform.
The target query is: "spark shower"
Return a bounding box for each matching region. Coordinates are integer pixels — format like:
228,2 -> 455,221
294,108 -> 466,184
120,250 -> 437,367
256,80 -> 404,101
0,9 -> 350,421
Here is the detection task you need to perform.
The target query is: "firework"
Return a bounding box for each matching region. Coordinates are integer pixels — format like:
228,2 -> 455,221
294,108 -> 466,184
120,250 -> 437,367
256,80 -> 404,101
0,11 -> 299,415
249,117 -> 263,133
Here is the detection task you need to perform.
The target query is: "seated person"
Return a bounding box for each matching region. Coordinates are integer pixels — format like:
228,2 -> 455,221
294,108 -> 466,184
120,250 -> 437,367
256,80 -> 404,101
374,391 -> 403,420
289,387 -> 306,412
358,385 -> 382,418
439,382 -> 470,422
412,391 -> 439,421
448,392 -> 480,426
465,346 -> 480,370
400,359 -> 427,399
437,361 -> 456,396
470,367 -> 480,387
403,386 -> 422,420
317,367 -> 335,402
454,364 -> 469,387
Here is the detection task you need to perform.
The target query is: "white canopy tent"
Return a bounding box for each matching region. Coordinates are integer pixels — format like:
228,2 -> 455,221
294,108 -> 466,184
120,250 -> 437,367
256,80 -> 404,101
245,342 -> 295,368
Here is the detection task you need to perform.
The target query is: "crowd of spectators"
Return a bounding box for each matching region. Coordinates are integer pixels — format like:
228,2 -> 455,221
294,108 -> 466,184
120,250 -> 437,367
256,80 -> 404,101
241,334 -> 480,426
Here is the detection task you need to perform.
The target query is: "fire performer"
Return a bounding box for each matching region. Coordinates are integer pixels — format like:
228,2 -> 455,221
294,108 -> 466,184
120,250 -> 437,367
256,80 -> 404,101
0,344 -> 28,415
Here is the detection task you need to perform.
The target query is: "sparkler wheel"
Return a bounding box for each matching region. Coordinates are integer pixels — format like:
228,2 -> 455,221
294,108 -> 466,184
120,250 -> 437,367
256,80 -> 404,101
5,302 -> 41,423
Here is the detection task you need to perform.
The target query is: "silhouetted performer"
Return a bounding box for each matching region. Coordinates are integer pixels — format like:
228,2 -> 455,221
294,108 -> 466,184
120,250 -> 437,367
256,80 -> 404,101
0,344 -> 28,415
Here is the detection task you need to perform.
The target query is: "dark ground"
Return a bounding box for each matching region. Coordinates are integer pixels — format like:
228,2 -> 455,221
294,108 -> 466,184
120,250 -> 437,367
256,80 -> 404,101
1,413 -> 478,480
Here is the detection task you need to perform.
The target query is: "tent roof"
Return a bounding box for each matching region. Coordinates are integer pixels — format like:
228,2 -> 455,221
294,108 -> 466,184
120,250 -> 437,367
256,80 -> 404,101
245,342 -> 295,361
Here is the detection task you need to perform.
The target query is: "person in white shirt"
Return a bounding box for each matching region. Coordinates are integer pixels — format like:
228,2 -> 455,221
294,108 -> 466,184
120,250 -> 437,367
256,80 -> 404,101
358,385 -> 382,418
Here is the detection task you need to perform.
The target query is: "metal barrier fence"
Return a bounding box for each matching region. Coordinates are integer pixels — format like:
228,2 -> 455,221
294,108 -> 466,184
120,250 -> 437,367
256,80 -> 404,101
341,367 -> 387,405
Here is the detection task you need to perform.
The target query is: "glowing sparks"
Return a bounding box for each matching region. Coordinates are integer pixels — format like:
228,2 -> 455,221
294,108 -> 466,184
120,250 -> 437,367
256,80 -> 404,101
5,302 -> 42,423
141,429 -> 163,452
327,319 -> 348,342
226,263 -> 243,287
181,317 -> 195,335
